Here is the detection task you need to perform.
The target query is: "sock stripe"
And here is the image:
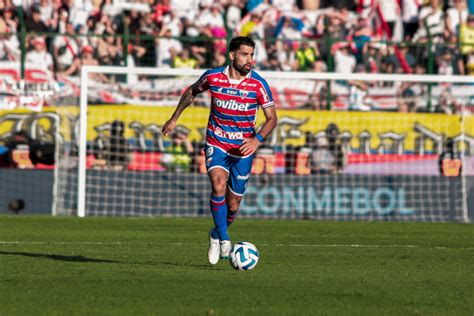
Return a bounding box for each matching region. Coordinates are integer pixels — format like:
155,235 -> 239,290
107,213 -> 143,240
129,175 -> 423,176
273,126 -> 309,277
227,211 -> 238,223
210,199 -> 226,207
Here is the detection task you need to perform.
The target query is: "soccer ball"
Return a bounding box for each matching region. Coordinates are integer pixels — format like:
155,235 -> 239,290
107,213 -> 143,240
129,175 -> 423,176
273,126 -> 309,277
229,242 -> 259,271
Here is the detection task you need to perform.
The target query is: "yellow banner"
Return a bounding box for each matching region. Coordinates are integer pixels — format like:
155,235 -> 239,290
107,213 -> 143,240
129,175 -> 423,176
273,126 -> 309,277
1,106 -> 473,151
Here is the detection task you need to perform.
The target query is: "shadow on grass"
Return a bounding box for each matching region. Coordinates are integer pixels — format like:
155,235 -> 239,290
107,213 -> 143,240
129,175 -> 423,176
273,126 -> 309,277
0,251 -> 225,269
150,261 -> 227,270
0,251 -> 122,263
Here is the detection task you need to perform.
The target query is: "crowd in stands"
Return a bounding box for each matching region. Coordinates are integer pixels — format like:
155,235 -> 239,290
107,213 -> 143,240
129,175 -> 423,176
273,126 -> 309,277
0,0 -> 473,78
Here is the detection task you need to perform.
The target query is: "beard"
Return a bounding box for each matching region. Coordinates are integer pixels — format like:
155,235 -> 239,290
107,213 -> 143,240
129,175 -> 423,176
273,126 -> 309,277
233,60 -> 251,75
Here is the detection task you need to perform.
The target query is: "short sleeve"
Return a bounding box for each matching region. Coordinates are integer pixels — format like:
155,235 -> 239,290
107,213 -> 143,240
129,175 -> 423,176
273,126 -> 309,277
256,78 -> 274,109
192,69 -> 212,94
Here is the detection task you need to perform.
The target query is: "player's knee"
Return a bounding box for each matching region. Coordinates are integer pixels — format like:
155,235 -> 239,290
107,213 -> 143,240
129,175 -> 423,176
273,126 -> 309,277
211,181 -> 227,196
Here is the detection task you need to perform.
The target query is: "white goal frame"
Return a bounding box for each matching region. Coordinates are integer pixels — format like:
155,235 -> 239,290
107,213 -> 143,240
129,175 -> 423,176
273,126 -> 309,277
78,65 -> 473,220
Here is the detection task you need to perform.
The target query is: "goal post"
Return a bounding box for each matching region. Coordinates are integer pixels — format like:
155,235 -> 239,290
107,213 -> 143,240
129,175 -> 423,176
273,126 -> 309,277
51,65 -> 473,222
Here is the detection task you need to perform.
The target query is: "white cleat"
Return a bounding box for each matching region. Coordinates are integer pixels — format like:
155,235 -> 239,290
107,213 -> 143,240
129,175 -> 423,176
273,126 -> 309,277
220,240 -> 232,260
208,229 -> 220,265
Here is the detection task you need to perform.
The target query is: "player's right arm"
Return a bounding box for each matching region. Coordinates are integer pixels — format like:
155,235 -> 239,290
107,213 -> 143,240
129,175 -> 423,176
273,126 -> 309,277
162,70 -> 211,136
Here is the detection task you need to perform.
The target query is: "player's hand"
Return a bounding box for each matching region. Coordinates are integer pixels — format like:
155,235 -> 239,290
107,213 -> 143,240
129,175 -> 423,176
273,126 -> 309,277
240,137 -> 260,156
162,118 -> 176,137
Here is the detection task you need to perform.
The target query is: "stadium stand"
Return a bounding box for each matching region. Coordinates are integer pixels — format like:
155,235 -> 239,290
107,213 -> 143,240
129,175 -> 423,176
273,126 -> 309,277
0,0 -> 473,75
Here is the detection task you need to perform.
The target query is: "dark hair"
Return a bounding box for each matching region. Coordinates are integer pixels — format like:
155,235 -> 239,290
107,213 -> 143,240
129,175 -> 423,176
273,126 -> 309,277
229,36 -> 255,52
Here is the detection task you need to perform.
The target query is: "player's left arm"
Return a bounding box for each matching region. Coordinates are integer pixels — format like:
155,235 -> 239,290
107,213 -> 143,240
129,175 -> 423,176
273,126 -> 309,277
240,106 -> 278,156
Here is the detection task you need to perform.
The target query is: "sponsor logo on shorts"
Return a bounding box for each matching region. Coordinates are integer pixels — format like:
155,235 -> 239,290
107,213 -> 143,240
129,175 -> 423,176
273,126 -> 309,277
237,174 -> 250,180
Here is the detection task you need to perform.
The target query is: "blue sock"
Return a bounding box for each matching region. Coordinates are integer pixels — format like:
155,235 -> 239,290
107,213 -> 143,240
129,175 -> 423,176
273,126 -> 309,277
210,195 -> 230,241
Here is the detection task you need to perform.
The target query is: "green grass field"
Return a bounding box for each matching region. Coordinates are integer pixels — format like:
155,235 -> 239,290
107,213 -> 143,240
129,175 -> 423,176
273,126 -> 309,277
0,216 -> 473,315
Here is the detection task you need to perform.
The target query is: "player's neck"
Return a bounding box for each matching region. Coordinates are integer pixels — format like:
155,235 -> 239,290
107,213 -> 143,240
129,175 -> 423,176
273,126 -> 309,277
228,65 -> 248,81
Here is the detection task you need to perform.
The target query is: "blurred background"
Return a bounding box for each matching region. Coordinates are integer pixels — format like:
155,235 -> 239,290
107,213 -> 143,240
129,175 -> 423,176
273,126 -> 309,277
0,0 -> 473,220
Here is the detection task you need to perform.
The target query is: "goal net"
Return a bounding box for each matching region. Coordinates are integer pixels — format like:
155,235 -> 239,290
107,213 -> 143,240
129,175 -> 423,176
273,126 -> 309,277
52,66 -> 473,222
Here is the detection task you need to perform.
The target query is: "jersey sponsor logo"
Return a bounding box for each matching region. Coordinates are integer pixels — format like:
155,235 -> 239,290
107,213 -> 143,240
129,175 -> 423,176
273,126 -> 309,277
212,77 -> 227,83
237,174 -> 250,180
242,82 -> 257,87
214,127 -> 244,140
214,99 -> 251,111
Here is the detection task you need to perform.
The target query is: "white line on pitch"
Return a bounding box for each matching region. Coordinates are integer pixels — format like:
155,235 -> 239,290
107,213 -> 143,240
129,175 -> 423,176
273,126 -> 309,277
0,241 -> 472,250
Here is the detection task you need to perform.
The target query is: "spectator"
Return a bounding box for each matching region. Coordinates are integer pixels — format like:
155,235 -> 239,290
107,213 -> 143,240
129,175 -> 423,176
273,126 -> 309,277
137,12 -> 158,67
378,0 -> 400,40
38,0 -> 55,30
101,0 -> 120,19
152,0 -> 171,28
309,137 -> 336,174
3,7 -> 18,32
439,137 -> 462,176
53,22 -> 80,71
55,7 -> 69,34
161,11 -> 182,37
25,36 -> 54,71
459,14 -> 474,75
413,0 -> 445,42
0,17 -> 20,61
325,8 -> 350,40
398,65 -> 427,112
293,40 -> 320,71
26,5 -> 48,32
442,35 -> 465,74
240,13 -> 261,37
173,47 -> 198,68
161,126 -> 194,173
362,43 -> 383,73
127,43 -> 147,67
325,123 -> 346,173
225,0 -> 244,33
350,17 -> 374,62
401,0 -> 421,40
333,42 -> 356,74
62,45 -> 109,82
349,80 -> 372,111
106,120 -> 130,170
276,15 -> 304,41
97,33 -> 122,66
211,41 -> 227,67
445,0 -> 469,37
437,51 -> 454,76
386,43 -> 416,73
260,44 -> 284,70
435,86 -> 460,114
156,27 -> 182,68
275,40 -> 295,71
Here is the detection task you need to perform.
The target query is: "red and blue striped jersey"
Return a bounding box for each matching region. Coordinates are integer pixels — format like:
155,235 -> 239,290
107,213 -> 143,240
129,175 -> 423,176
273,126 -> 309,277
194,66 -> 274,156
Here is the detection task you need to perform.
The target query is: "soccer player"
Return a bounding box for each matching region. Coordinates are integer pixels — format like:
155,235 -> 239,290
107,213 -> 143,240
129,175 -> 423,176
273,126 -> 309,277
162,36 -> 278,265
